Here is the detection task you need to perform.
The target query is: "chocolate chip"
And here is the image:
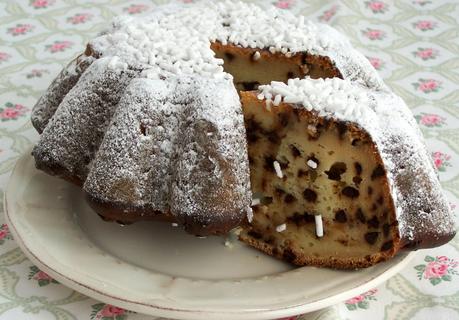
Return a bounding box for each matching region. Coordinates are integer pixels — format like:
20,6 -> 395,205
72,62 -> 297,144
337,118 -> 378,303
365,232 -> 379,245
325,162 -> 347,181
264,156 -> 276,172
222,22 -> 230,27
225,52 -> 235,61
265,237 -> 275,245
377,195 -> 384,205
353,176 -> 362,185
371,165 -> 385,180
354,162 -> 362,175
248,156 -> 255,165
278,160 -> 289,169
275,188 -> 285,197
336,122 -> 348,138
287,212 -> 315,225
248,230 -> 262,239
297,169 -> 308,178
283,248 -> 297,263
247,131 -> 258,143
367,216 -> 380,229
334,210 -> 347,223
303,188 -> 317,202
284,194 -> 296,203
381,240 -> 393,251
266,130 -> 280,144
342,186 -> 359,198
241,81 -> 260,91
290,145 -> 301,158
356,208 -> 366,223
368,186 -> 373,196
383,223 -> 390,237
246,118 -> 261,143
279,113 -> 289,127
287,71 -> 294,78
351,139 -> 361,146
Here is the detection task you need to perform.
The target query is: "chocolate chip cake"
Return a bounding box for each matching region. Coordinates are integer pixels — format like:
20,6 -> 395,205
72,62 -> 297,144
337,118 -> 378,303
31,1 -> 455,268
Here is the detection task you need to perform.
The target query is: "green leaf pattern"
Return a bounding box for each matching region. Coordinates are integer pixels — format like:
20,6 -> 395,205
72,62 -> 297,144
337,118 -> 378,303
0,0 -> 458,319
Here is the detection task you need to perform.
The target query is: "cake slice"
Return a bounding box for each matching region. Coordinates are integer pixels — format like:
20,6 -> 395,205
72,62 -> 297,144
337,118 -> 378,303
239,77 -> 455,269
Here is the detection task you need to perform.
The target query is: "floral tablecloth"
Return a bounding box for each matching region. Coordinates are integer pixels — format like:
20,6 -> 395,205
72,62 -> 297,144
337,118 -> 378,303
0,0 -> 458,319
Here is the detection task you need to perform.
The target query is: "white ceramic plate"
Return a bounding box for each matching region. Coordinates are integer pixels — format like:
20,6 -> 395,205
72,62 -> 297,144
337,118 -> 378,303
4,151 -> 415,320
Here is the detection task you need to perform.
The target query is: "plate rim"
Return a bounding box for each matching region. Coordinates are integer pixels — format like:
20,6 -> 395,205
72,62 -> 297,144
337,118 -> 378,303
3,150 -> 417,320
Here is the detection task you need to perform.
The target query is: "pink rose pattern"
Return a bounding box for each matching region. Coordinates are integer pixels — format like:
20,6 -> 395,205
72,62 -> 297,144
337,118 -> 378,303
90,303 -> 129,320
412,78 -> 442,93
413,20 -> 437,31
365,1 -> 388,13
319,5 -> 338,22
30,0 -> 55,9
367,56 -> 384,70
67,13 -> 93,24
0,224 -> 13,244
415,256 -> 459,286
28,266 -> 59,286
0,103 -> 28,121
0,52 -> 11,63
415,113 -> 446,127
274,0 -> 295,9
362,28 -> 386,40
123,4 -> 149,15
413,47 -> 439,60
432,151 -> 452,171
45,40 -> 73,53
345,289 -> 378,311
7,24 -> 34,36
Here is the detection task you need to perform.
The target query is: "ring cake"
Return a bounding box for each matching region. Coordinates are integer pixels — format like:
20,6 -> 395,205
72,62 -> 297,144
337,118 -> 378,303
31,1 -> 455,268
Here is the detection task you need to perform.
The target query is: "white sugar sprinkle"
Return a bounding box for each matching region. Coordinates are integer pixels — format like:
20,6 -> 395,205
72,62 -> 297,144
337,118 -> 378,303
273,161 -> 283,178
253,51 -> 261,61
247,207 -> 254,223
307,159 -> 318,169
172,223 -> 179,227
315,215 -> 323,237
276,223 -> 287,232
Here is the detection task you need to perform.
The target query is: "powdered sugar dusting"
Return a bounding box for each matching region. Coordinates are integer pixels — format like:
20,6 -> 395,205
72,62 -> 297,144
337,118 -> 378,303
32,1 -> 454,243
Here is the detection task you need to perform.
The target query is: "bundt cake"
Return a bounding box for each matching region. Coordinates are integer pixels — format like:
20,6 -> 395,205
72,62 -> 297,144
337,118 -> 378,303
31,1 -> 455,268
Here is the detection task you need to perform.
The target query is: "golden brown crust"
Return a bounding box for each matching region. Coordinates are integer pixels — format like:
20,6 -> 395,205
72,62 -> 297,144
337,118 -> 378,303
239,231 -> 396,269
